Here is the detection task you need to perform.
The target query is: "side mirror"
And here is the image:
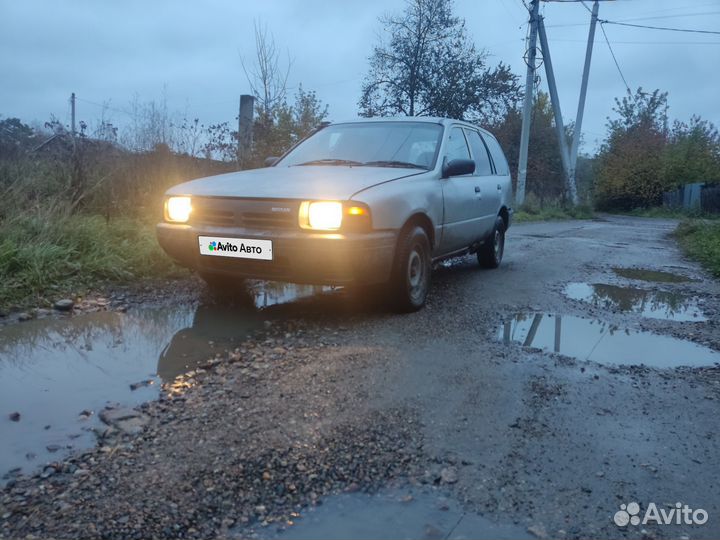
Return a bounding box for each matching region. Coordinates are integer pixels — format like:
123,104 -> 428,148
442,158 -> 475,178
264,156 -> 280,167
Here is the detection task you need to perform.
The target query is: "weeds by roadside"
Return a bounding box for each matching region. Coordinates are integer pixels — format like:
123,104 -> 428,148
0,213 -> 186,311
513,204 -> 594,223
674,220 -> 720,277
612,207 -> 720,220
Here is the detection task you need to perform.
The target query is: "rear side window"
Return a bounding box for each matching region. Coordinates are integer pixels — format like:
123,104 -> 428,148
482,133 -> 510,175
464,129 -> 493,176
446,127 -> 471,161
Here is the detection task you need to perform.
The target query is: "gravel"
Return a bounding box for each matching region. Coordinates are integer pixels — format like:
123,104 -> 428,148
0,324 -> 427,539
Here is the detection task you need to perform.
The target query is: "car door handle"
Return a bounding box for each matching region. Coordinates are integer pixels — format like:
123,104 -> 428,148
497,184 -> 502,190
474,186 -> 481,193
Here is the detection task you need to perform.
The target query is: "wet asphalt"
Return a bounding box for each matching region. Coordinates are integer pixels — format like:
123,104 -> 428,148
1,214 -> 720,539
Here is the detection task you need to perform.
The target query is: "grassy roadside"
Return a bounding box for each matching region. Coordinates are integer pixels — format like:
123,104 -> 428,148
612,207 -> 718,219
0,214 -> 187,311
513,204 -> 594,223
674,219 -> 720,277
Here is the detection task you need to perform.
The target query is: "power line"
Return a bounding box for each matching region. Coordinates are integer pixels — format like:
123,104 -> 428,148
546,10 -> 720,29
599,19 -> 720,35
599,22 -> 632,96
76,97 -> 142,121
615,11 -> 720,23
551,38 -> 720,45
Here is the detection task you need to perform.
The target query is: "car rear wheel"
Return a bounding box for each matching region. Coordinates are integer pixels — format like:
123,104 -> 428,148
392,226 -> 432,312
478,216 -> 506,269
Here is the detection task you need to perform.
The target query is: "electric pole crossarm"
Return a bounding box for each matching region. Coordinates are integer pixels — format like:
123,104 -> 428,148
537,16 -> 577,205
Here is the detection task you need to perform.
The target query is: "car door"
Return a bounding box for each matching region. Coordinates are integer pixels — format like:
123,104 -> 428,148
464,128 -> 500,238
440,126 -> 481,253
482,132 -> 512,210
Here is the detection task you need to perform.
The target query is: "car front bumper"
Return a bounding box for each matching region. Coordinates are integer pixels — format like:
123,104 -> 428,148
156,223 -> 397,286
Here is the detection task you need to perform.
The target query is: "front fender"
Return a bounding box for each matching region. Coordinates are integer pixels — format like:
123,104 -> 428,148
351,173 -> 443,250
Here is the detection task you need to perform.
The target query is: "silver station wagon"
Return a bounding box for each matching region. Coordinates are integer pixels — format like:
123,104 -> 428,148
157,117 -> 513,311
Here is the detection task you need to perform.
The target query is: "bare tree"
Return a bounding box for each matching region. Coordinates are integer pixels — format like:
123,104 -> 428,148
240,21 -> 292,120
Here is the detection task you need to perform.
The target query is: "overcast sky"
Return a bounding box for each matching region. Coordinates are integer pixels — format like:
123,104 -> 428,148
2,0 -> 719,153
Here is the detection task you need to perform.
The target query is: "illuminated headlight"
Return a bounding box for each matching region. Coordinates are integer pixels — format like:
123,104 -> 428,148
165,196 -> 192,223
299,201 -> 343,230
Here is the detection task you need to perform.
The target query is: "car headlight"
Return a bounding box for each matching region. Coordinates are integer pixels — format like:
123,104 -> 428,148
299,201 -> 343,230
165,196 -> 192,223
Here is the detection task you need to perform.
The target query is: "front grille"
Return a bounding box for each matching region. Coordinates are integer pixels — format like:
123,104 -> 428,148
195,207 -> 235,227
192,197 -> 298,230
239,211 -> 295,229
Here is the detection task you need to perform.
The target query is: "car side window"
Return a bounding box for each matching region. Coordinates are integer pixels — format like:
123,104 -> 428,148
482,133 -> 510,176
464,129 -> 493,176
445,127 -> 471,162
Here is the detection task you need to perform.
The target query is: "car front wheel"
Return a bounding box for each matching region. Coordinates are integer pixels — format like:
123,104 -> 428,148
392,226 -> 432,312
478,215 -> 506,269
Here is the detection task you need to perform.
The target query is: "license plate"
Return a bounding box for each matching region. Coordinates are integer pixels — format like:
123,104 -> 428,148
198,236 -> 273,261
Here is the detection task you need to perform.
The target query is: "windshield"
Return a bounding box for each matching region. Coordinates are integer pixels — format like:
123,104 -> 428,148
277,122 -> 443,170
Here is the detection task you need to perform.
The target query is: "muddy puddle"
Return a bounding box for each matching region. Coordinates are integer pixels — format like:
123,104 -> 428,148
499,313 -> 720,368
613,267 -> 693,283
564,282 -> 707,321
0,282 -> 330,479
264,489 -> 530,540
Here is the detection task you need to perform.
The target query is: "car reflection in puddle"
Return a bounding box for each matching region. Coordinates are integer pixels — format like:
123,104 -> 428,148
499,313 -> 720,368
0,281 -> 331,480
263,489 -> 531,540
157,282 -> 333,380
564,282 -> 707,322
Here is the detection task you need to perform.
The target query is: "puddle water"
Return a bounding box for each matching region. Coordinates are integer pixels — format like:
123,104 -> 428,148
264,489 -> 530,540
0,282 -> 329,479
499,313 -> 720,368
613,267 -> 693,283
564,282 -> 707,321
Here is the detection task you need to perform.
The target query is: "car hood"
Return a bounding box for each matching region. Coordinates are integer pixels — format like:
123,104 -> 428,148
165,165 -> 425,200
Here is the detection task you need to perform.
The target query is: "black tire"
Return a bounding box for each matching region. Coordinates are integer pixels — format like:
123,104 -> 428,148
478,216 -> 506,269
391,226 -> 432,312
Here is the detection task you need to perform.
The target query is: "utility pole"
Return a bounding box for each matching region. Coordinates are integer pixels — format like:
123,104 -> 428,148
516,0 -> 540,207
237,94 -> 255,167
537,16 -> 574,204
568,0 -> 599,201
516,0 -> 605,207
70,92 -> 76,137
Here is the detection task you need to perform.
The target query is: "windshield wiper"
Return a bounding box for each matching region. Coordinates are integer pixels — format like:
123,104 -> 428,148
294,159 -> 363,167
361,160 -> 428,170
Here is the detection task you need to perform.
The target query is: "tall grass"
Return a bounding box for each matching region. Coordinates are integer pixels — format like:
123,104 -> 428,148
611,207 -> 720,220
513,194 -> 594,223
0,143 -> 234,310
674,220 -> 720,277
0,211 -> 186,309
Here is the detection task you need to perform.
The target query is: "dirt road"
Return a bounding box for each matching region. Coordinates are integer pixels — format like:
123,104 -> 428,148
1,215 -> 719,539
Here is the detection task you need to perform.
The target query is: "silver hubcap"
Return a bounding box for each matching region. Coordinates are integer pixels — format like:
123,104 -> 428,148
408,251 -> 422,287
407,248 -> 426,301
494,229 -> 504,260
